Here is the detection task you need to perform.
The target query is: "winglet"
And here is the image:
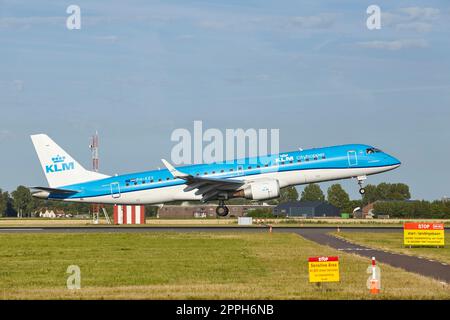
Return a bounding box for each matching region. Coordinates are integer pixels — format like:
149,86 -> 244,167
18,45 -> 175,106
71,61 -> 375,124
161,159 -> 190,179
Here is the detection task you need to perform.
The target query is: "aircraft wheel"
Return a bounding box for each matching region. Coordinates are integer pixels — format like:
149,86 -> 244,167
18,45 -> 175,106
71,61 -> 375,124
216,205 -> 229,217
359,188 -> 366,195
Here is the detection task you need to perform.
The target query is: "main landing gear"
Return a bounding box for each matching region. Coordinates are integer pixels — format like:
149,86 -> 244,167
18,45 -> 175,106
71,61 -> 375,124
216,200 -> 229,217
357,175 -> 367,195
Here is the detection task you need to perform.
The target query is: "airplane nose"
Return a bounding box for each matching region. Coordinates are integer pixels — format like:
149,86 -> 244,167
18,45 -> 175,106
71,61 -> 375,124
386,154 -> 401,167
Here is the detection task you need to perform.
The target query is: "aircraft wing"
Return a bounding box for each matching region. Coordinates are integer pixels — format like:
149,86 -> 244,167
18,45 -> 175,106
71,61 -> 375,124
161,159 -> 245,202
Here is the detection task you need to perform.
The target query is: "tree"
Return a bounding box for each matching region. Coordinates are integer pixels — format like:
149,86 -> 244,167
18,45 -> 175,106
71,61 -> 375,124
279,186 -> 299,203
362,183 -> 411,206
11,186 -> 34,218
327,184 -> 350,211
362,184 -> 379,206
0,189 -> 10,217
301,184 -> 325,202
389,183 -> 411,200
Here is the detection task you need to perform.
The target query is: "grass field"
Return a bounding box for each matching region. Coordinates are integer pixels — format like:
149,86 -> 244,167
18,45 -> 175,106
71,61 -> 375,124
0,232 -> 448,299
1,217 -> 449,228
335,231 -> 450,265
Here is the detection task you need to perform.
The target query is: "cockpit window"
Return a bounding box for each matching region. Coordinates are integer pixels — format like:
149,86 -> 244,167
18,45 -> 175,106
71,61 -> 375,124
366,148 -> 382,154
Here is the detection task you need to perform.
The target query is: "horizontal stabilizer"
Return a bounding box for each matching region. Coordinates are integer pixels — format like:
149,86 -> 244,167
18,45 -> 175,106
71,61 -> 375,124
30,186 -> 79,194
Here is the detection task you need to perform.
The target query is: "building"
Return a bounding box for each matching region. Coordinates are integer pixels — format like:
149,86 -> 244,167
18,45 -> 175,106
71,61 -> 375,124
38,208 -> 56,218
362,202 -> 377,218
158,204 -> 274,218
273,201 -> 340,218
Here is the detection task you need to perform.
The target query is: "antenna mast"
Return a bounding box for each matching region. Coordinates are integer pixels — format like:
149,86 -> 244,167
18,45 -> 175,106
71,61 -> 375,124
89,131 -> 111,224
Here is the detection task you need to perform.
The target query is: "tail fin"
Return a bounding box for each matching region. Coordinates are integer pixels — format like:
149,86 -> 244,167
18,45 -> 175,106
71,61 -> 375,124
31,134 -> 110,188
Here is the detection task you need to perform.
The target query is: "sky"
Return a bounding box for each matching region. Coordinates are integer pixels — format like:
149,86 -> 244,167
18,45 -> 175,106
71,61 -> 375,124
0,0 -> 449,200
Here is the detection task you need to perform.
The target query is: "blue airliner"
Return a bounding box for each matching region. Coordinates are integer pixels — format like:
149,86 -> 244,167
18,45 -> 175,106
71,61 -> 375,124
31,134 -> 401,216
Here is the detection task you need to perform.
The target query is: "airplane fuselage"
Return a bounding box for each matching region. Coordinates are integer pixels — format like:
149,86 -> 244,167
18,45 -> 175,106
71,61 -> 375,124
43,144 -> 401,205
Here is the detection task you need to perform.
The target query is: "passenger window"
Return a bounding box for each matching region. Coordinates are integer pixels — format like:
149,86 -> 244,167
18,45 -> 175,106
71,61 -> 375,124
281,161 -> 285,165
248,166 -> 252,169
166,177 -> 170,180
289,161 -> 293,164
220,170 -> 224,173
158,179 -> 162,182
212,171 -> 216,174
257,165 -> 260,168
150,180 -> 154,183
230,168 -> 234,172
204,172 -> 208,175
264,164 -> 268,167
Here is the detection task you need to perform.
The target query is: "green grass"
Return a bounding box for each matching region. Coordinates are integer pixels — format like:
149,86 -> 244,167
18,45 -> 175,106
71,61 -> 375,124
0,232 -> 448,299
334,231 -> 450,265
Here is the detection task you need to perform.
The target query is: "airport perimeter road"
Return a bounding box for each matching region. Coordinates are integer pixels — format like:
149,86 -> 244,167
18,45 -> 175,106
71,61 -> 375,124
0,226 -> 449,283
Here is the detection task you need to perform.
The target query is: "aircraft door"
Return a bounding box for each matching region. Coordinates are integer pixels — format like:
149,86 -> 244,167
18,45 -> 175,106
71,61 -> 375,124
347,150 -> 358,167
110,182 -> 121,199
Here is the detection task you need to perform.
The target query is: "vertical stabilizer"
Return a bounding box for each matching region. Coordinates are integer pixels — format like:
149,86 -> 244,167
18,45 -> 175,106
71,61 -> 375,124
31,134 -> 110,187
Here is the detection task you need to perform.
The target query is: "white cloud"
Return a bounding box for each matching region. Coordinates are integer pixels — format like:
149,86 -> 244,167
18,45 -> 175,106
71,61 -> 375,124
12,80 -> 24,92
0,130 -> 14,142
357,39 -> 428,51
289,14 -> 335,29
396,22 -> 432,33
0,16 -> 63,28
400,7 -> 440,21
94,35 -> 119,44
382,7 -> 440,33
197,13 -> 335,32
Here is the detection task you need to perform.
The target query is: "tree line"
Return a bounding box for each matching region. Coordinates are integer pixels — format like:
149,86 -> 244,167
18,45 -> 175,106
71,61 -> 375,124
279,182 -> 449,218
1,183 -> 448,219
0,186 -> 94,217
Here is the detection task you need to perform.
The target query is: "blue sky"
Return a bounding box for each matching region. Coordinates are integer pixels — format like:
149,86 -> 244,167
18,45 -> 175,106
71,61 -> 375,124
0,0 -> 449,200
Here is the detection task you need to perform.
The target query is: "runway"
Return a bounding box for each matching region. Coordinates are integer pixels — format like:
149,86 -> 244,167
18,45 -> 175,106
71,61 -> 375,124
1,226 -> 449,283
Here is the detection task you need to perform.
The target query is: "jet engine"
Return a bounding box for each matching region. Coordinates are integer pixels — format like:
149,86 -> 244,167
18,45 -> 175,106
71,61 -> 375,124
233,179 -> 280,200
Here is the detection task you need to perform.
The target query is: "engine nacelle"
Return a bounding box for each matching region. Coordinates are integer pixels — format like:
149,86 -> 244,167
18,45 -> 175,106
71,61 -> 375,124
238,179 -> 280,200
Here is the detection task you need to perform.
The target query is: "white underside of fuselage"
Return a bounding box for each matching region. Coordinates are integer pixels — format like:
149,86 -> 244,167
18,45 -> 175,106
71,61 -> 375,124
62,165 -> 399,205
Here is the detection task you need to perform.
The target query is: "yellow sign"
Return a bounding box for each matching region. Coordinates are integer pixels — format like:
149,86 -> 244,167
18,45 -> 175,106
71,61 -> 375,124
308,256 -> 340,283
404,223 -> 445,246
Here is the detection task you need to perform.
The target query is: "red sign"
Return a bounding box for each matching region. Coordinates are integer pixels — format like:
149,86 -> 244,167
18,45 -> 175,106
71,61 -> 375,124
308,256 -> 339,262
404,223 -> 444,230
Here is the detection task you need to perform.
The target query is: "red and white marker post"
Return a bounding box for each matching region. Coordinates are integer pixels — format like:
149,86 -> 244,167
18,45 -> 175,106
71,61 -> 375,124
368,257 -> 380,294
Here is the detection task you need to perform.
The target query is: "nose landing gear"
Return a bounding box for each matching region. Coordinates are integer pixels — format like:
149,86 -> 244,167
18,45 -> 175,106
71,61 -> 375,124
357,175 -> 367,195
216,200 -> 229,217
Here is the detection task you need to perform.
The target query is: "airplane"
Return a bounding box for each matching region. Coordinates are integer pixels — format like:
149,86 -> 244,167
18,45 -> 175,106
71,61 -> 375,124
30,134 -> 401,216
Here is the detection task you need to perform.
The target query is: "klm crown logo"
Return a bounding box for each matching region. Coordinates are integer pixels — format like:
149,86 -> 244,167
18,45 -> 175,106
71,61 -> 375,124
46,155 -> 75,174
52,155 -> 66,163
